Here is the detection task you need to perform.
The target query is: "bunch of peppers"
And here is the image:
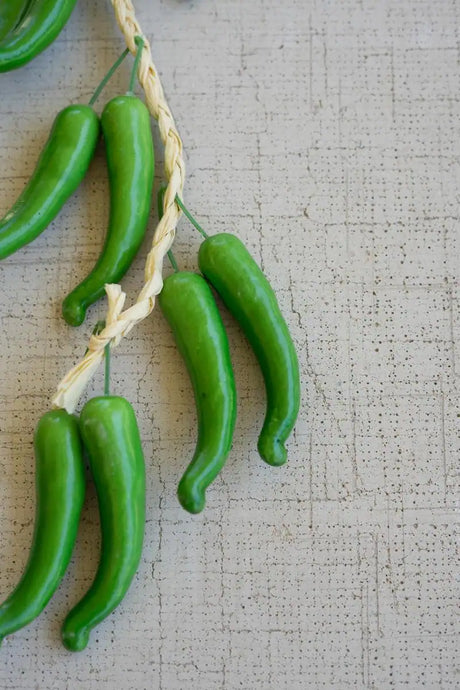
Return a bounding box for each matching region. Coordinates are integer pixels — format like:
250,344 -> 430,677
0,13 -> 300,652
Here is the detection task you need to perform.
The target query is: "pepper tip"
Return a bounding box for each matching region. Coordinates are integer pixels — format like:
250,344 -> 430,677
61,624 -> 90,652
177,479 -> 206,514
258,434 -> 287,467
62,296 -> 87,327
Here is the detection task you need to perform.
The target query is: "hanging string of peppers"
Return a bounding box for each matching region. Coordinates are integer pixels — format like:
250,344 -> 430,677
0,0 -> 300,651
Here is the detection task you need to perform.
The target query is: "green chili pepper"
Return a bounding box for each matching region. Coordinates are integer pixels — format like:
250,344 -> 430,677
198,233 -> 300,467
61,94 -> 154,327
159,272 -> 237,514
0,410 -> 85,645
0,0 -> 31,42
0,105 -> 100,260
0,0 -> 78,72
61,396 -> 145,652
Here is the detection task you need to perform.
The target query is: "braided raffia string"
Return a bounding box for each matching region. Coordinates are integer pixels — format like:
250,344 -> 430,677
52,0 -> 185,412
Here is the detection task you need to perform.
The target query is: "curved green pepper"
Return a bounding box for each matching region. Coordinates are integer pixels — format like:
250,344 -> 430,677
159,272 -> 237,513
0,104 -> 100,260
0,410 -> 85,645
0,0 -> 78,72
199,233 -> 300,467
0,1 -> 31,42
61,396 -> 145,652
62,95 -> 154,327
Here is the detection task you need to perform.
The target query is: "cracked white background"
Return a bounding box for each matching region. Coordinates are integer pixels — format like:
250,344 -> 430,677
0,0 -> 458,688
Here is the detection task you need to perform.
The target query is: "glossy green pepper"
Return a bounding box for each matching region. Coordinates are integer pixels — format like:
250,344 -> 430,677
159,272 -> 237,513
0,0 -> 78,72
62,95 -> 154,327
199,233 -> 300,467
0,105 -> 100,260
0,410 -> 85,645
0,0 -> 31,42
61,396 -> 145,652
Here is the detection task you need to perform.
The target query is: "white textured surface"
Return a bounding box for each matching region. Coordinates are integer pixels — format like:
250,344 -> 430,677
0,0 -> 458,687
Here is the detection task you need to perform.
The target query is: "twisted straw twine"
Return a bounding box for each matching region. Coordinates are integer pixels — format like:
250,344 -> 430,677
52,0 -> 185,412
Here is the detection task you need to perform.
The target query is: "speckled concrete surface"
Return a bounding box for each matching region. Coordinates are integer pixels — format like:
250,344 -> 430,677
0,0 -> 458,688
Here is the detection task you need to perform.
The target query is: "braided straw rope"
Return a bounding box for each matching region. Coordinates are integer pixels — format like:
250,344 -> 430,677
52,0 -> 185,412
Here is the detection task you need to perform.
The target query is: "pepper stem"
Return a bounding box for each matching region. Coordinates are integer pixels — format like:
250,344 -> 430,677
128,36 -> 145,94
89,47 -> 130,106
174,195 -> 209,239
167,250 -> 179,273
158,185 -> 180,273
157,185 -> 167,221
104,342 -> 111,396
88,321 -> 111,395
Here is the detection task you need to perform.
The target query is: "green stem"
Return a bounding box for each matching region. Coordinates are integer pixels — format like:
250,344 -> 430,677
128,36 -> 144,94
104,343 -> 111,396
167,250 -> 179,273
89,48 -> 130,106
157,185 -> 166,221
158,186 -> 179,272
174,195 -> 209,239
